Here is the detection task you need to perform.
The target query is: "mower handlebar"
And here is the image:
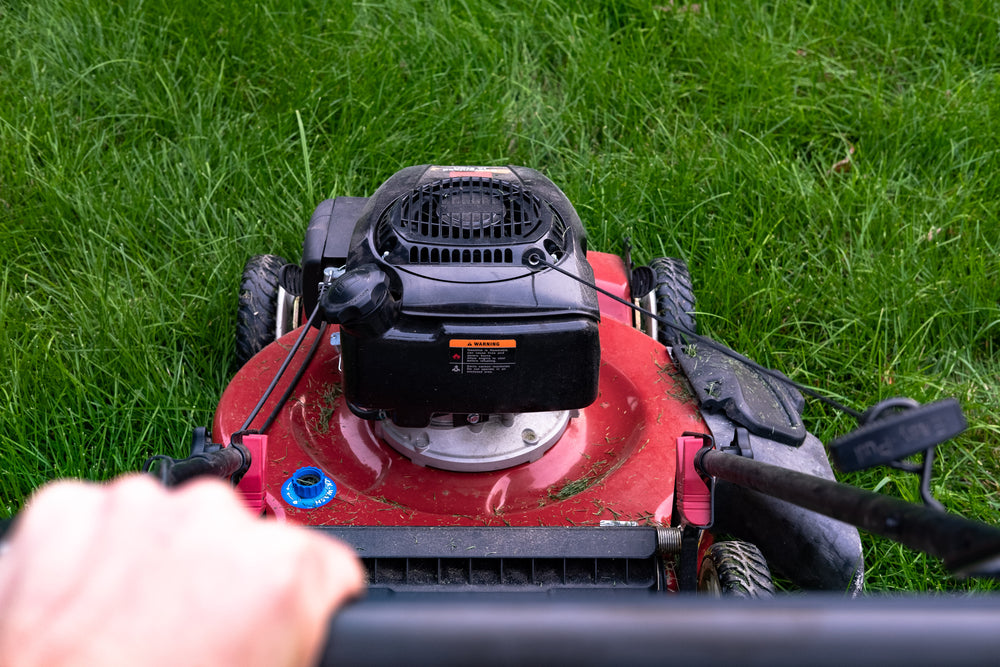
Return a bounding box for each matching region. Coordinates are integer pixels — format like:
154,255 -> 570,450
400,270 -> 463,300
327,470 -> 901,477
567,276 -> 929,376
320,594 -> 1000,667
697,448 -> 1000,577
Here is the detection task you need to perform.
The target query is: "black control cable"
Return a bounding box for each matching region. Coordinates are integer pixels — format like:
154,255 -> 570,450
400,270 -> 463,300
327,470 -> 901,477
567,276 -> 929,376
256,321 -> 329,435
524,249 -> 968,509
524,250 -> 862,419
234,299 -> 326,436
142,279 -> 332,486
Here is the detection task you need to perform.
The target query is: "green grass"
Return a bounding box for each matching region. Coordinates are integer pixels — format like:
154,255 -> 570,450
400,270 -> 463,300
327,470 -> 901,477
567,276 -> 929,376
2,0 -> 998,592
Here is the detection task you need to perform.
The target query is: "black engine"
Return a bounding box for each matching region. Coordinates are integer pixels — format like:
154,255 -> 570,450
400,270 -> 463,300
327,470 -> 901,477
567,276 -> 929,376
302,165 -> 601,429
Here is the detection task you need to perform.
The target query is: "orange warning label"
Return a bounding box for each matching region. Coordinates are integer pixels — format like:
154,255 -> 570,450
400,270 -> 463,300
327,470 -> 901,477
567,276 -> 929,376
449,339 -> 517,348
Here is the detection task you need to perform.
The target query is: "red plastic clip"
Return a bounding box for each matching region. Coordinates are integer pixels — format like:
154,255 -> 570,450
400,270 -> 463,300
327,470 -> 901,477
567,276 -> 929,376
675,434 -> 714,528
234,434 -> 268,515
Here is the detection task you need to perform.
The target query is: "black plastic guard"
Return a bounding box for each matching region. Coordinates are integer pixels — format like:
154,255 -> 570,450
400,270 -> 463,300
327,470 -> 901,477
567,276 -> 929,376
313,526 -> 664,596
673,342 -> 807,447
702,415 -> 865,593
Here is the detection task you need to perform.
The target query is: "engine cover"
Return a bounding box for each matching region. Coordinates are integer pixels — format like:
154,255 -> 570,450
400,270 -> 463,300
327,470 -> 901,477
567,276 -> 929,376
302,166 -> 601,427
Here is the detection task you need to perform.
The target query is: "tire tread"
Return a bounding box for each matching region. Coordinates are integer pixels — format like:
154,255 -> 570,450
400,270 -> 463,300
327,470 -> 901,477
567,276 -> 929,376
235,254 -> 288,367
649,256 -> 696,345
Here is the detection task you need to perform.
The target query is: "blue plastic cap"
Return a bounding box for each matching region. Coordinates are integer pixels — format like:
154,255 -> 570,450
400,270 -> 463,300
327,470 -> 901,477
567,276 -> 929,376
281,466 -> 337,509
292,467 -> 325,499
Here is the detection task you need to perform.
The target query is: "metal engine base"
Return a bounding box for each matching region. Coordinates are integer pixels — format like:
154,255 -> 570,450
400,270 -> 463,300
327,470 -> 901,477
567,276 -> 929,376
375,411 -> 575,472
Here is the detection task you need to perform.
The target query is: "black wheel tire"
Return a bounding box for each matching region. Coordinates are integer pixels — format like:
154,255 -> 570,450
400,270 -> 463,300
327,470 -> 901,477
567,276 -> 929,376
648,257 -> 696,346
235,254 -> 288,367
698,540 -> 775,598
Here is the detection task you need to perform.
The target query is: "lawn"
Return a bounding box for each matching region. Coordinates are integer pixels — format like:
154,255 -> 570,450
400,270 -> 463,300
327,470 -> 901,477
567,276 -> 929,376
1,0 -> 998,591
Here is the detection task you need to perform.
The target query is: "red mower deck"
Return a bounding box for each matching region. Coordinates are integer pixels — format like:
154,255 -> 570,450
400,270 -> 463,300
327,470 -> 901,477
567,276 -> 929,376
216,256 -> 703,528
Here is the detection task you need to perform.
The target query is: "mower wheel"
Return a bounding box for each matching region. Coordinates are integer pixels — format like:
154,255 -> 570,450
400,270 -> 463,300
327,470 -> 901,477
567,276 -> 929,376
648,257 -> 696,346
697,540 -> 775,598
236,254 -> 293,367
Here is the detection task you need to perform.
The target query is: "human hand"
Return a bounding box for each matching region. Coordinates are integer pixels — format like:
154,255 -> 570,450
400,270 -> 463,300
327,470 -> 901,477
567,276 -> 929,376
0,475 -> 365,666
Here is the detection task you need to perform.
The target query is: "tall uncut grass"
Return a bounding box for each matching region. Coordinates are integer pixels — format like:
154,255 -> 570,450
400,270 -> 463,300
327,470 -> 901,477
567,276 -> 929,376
2,0 -> 998,591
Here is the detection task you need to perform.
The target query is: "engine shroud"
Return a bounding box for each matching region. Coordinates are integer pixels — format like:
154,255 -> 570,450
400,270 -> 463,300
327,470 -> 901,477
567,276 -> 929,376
302,166 -> 601,428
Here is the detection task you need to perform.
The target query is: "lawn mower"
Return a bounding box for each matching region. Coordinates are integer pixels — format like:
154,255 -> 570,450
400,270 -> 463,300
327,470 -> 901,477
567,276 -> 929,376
143,165 -> 1000,663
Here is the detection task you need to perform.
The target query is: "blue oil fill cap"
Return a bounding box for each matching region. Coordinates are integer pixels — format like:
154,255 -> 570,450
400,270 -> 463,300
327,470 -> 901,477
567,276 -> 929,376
281,466 -> 336,508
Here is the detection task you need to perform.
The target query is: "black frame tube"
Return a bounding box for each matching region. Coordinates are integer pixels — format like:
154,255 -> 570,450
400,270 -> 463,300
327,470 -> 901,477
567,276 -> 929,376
322,595 -> 1000,667
697,449 -> 1000,576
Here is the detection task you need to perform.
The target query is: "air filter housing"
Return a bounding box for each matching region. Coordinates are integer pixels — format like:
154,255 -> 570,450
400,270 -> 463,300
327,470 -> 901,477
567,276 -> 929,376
302,165 -> 600,427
